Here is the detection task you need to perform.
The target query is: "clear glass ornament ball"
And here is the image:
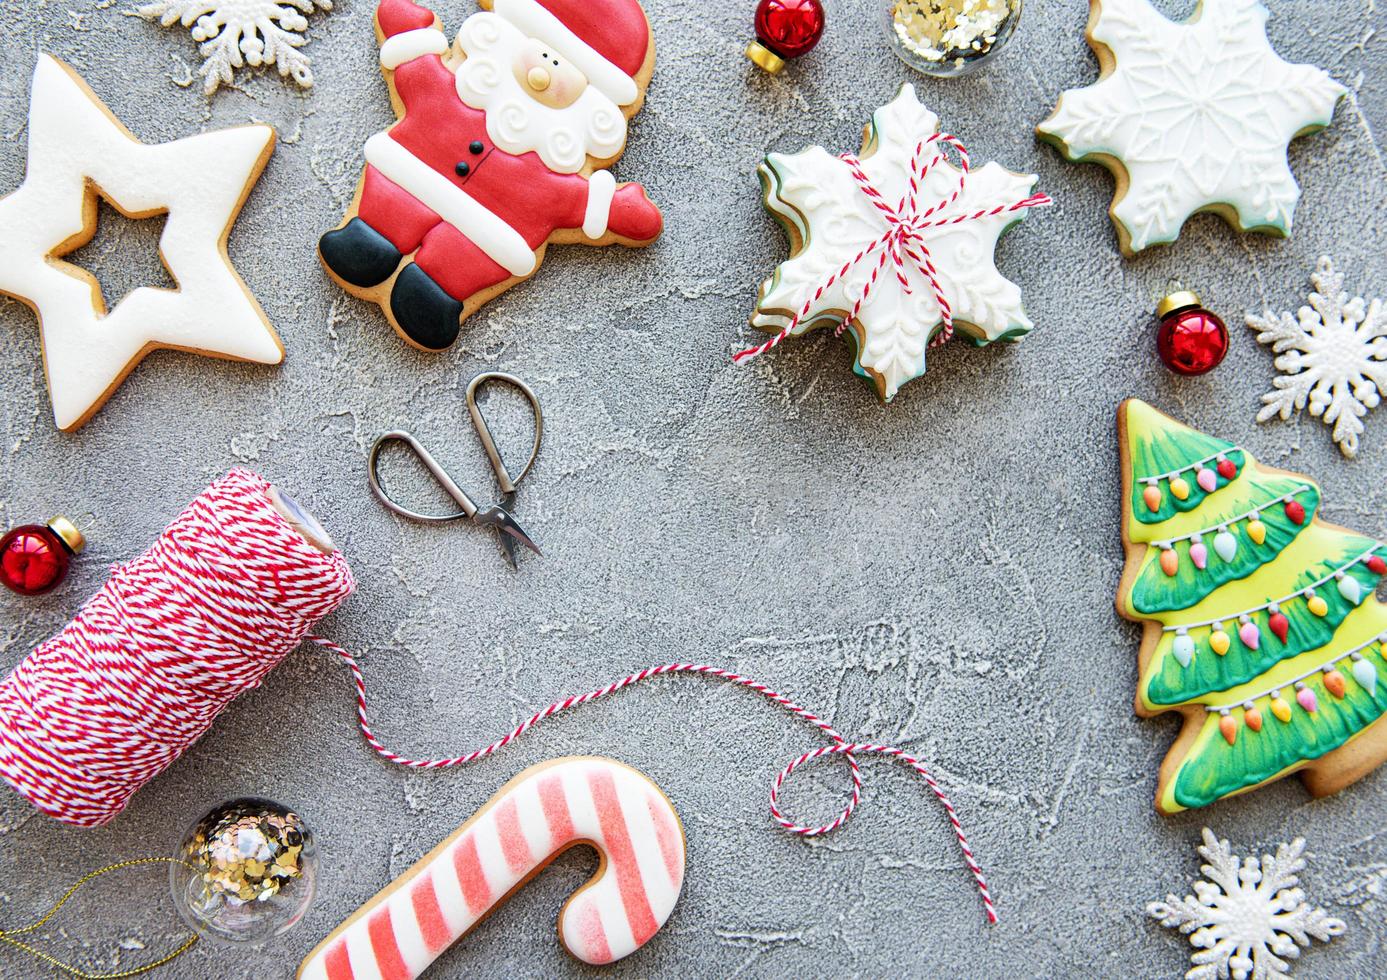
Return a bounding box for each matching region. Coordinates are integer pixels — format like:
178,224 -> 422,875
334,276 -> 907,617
170,798 -> 317,945
882,0 -> 1024,78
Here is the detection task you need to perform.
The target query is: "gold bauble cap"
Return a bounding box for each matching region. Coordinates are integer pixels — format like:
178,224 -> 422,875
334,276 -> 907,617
746,41 -> 786,74
46,516 -> 84,554
1156,290 -> 1202,319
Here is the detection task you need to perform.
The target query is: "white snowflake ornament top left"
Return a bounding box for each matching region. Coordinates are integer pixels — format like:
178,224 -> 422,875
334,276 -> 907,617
740,84 -> 1049,401
132,0 -> 334,95
0,55 -> 282,431
1038,0 -> 1345,256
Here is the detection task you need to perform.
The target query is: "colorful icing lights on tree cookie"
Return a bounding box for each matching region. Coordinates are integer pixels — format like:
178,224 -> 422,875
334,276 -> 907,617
1037,0 -> 1345,256
1118,400 -> 1387,813
0,55 -> 282,431
1139,450 -> 1240,513
734,84 -> 1051,401
1151,485 -> 1313,578
298,758 -> 683,977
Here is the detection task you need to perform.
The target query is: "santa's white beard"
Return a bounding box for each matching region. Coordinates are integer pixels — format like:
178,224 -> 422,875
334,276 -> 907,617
454,13 -> 628,175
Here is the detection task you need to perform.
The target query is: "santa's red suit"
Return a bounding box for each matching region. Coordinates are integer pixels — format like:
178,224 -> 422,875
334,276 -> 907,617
332,0 -> 662,346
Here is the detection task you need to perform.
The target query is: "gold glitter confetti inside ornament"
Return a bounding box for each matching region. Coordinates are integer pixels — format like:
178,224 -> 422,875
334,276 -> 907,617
883,0 -> 1023,77
170,798 -> 317,945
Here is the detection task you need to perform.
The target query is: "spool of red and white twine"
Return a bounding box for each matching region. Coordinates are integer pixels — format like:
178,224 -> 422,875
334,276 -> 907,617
0,469 -> 996,924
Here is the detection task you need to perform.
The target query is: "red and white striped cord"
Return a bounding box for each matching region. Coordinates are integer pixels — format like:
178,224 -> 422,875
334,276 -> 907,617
734,132 -> 1052,365
310,637 -> 998,924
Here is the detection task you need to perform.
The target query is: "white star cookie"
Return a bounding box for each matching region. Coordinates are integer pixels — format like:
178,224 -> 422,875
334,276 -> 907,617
0,55 -> 282,431
1037,0 -> 1345,256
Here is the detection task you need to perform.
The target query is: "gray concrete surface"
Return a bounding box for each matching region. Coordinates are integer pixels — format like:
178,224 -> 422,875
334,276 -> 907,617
0,0 -> 1384,976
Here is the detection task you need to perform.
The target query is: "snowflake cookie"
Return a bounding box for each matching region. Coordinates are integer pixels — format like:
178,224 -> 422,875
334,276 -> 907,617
741,83 -> 1049,401
1148,828 -> 1345,980
132,0 -> 334,95
1247,257 -> 1386,459
1037,0 -> 1345,256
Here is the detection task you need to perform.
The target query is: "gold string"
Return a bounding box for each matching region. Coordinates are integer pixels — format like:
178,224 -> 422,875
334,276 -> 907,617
0,858 -> 198,978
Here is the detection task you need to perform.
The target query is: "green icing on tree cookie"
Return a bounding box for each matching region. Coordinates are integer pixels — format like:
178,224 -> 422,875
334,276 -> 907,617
1171,659 -> 1387,811
1124,401 -> 1246,525
1143,545 -> 1386,706
1131,477 -> 1319,615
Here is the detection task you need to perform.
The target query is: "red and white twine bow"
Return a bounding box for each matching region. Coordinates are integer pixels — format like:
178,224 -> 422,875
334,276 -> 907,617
734,132 -> 1052,364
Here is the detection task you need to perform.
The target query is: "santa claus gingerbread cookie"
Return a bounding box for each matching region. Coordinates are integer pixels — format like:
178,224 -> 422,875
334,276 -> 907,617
320,0 -> 664,351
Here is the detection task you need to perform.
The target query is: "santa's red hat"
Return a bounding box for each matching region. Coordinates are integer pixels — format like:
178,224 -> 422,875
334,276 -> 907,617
490,0 -> 650,106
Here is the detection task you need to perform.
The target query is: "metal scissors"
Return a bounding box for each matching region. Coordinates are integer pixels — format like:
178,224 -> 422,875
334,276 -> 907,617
368,372 -> 543,567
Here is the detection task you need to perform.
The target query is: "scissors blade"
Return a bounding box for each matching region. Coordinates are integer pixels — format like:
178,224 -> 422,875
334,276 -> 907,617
474,504 -> 542,563
497,492 -> 518,568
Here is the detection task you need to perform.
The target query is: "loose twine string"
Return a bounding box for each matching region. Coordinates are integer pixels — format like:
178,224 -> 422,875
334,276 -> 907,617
733,132 -> 1052,365
0,469 -> 997,931
312,638 -> 997,923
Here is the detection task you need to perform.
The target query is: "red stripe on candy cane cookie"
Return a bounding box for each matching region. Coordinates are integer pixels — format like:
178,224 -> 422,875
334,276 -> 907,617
576,901 -> 614,965
588,766 -> 660,947
367,908 -> 411,980
323,940 -> 353,980
409,876 -> 451,955
451,834 -> 492,919
648,792 -> 684,888
494,796 -> 534,875
539,771 -> 575,846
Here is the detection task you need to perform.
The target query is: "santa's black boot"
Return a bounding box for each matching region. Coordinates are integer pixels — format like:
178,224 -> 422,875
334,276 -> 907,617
319,218 -> 402,288
390,263 -> 464,351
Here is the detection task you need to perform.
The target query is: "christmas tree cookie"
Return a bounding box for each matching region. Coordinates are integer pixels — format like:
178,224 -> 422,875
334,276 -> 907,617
1118,400 -> 1387,813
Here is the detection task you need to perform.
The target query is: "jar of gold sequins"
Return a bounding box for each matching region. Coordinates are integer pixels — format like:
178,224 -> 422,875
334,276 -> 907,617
883,0 -> 1023,77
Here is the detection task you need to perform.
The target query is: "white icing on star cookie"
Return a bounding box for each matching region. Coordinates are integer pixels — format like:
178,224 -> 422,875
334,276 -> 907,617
749,84 -> 1044,401
1037,0 -> 1345,255
0,55 -> 282,431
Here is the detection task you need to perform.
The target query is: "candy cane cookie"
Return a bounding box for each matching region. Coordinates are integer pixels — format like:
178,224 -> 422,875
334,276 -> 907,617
298,757 -> 684,977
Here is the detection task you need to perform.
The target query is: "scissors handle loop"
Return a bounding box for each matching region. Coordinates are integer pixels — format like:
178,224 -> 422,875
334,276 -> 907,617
368,432 -> 478,522
467,372 -> 543,494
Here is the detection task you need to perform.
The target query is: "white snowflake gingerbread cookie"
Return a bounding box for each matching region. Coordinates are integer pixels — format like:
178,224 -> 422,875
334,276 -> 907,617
1038,0 -> 1345,256
736,83 -> 1050,401
1247,257 -> 1386,459
318,0 -> 664,352
132,1 -> 334,95
0,55 -> 281,432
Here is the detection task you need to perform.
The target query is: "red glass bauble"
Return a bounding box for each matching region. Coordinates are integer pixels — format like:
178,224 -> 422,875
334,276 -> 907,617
0,518 -> 83,596
1155,292 -> 1228,376
1,527 -> 68,595
753,0 -> 825,61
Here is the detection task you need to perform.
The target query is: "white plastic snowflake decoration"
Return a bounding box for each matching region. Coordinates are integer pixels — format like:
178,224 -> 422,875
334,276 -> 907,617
1038,0 -> 1344,255
749,84 -> 1043,401
1246,257 -> 1387,458
1148,828 -> 1346,980
132,0 -> 333,95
